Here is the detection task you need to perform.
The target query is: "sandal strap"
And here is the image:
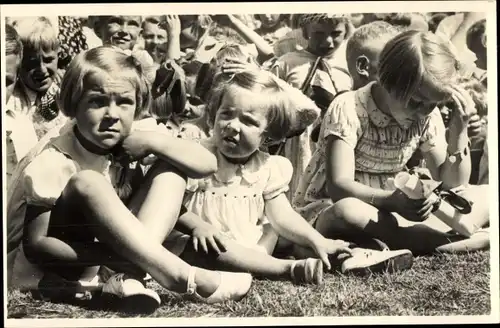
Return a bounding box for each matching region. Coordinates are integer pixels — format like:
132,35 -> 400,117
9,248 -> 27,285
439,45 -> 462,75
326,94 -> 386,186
186,266 -> 197,295
290,261 -> 298,282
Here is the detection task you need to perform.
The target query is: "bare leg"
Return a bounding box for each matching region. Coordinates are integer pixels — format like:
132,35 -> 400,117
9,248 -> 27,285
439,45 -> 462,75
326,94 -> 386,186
315,198 -> 488,255
257,223 -> 279,255
32,170 -> 223,296
180,236 -> 298,280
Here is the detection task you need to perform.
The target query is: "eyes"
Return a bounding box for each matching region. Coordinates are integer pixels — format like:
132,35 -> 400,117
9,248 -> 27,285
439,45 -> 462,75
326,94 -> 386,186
87,94 -> 135,108
107,16 -> 140,28
23,56 -> 56,70
218,109 -> 262,128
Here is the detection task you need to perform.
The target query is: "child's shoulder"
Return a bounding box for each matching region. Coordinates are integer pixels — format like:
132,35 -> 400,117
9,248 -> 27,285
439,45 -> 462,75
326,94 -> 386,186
22,146 -> 79,204
25,146 -> 77,177
254,151 -> 293,175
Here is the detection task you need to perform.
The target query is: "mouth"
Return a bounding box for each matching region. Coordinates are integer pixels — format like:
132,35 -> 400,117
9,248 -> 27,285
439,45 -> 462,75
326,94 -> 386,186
223,135 -> 239,146
111,36 -> 131,44
100,127 -> 121,134
33,75 -> 51,84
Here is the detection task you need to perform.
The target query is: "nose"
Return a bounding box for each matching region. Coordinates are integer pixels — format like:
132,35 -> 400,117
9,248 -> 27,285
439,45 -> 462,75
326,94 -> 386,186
226,119 -> 241,133
325,35 -> 334,45
104,101 -> 121,121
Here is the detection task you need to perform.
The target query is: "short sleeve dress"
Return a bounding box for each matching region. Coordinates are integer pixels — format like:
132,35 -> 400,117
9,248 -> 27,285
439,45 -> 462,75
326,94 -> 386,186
292,82 -> 447,225
168,139 -> 293,252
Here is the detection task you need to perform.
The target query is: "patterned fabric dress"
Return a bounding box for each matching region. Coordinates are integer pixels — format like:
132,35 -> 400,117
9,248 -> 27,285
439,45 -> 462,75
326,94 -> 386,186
57,16 -> 89,70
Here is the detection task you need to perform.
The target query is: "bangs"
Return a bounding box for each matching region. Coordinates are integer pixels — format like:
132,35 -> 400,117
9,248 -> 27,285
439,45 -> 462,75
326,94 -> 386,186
59,47 -> 150,119
378,30 -> 459,106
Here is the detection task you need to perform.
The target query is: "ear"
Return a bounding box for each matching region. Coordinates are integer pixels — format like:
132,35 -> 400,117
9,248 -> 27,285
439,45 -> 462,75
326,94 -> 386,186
355,55 -> 370,78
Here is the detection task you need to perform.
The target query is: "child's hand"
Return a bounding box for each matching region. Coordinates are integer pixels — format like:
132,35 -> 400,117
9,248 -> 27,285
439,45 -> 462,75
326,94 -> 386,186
310,238 -> 352,271
192,222 -> 228,255
115,131 -> 154,163
162,15 -> 181,37
385,189 -> 436,222
447,85 -> 477,134
221,58 -> 259,75
467,114 -> 483,138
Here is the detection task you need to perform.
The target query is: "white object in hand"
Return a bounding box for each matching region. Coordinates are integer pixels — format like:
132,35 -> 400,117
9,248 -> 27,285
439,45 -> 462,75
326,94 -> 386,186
393,172 -> 476,237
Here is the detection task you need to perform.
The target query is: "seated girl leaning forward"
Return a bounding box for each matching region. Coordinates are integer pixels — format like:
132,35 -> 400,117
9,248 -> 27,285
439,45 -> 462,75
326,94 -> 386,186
6,46 -> 253,312
293,31 -> 490,257
164,69 -> 414,283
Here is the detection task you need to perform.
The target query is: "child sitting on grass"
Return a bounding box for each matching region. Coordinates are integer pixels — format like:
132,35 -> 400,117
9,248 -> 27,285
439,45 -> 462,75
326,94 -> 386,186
294,30 -> 490,257
7,46 -> 253,312
163,68 -> 416,284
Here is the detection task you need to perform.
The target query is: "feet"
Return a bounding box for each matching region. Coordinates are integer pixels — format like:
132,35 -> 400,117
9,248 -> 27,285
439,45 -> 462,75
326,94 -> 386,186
101,273 -> 161,313
37,272 -> 103,302
183,266 -> 253,304
290,258 -> 324,285
341,248 -> 414,276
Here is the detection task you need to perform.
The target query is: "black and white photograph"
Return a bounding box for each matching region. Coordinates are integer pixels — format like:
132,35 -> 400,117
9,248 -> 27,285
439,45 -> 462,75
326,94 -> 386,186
2,1 -> 498,326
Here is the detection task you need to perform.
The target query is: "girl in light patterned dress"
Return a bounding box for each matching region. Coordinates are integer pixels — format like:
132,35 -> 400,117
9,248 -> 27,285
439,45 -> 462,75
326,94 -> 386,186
293,30 -> 490,256
165,68 -> 416,282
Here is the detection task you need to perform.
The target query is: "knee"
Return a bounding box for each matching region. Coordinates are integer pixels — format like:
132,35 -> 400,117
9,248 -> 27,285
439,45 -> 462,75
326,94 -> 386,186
331,197 -> 368,222
65,170 -> 108,197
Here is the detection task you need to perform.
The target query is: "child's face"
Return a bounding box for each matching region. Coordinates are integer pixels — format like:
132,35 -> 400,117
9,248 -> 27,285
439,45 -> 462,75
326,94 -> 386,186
387,83 -> 446,128
6,54 -> 21,102
20,48 -> 58,93
258,14 -> 281,28
142,21 -> 168,63
213,88 -> 268,162
100,16 -> 141,51
305,21 -> 347,57
75,72 -> 137,149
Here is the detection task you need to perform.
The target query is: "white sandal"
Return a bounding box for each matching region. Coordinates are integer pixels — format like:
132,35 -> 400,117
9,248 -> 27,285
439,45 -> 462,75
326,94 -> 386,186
183,266 -> 253,304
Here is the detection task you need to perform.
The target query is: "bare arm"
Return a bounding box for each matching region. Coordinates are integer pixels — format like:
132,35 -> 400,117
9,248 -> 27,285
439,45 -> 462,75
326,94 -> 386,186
143,132 -> 218,179
264,194 -> 324,247
163,15 -> 182,60
325,135 -> 393,209
227,14 -> 275,63
423,127 -> 471,190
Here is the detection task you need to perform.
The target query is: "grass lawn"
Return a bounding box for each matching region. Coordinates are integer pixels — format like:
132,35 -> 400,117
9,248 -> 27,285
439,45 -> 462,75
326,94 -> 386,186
6,251 -> 491,318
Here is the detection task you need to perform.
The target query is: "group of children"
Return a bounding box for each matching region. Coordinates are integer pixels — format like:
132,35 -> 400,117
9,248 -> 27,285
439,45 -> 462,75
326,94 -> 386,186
4,12 -> 490,313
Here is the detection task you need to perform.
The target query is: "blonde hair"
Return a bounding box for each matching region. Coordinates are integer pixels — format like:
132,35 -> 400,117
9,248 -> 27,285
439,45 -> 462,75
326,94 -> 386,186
58,46 -> 151,119
195,43 -> 254,102
378,30 -> 461,106
13,16 -> 59,53
206,69 -> 317,141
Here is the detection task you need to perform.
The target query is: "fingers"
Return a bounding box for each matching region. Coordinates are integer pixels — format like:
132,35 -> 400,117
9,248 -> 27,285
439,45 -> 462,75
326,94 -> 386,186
199,238 -> 209,254
318,251 -> 331,271
416,198 -> 435,220
337,247 -> 353,256
192,237 -> 199,252
208,237 -> 221,255
214,235 -> 228,253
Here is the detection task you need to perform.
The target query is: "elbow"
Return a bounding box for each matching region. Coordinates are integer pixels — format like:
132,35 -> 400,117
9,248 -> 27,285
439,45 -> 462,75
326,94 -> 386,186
326,178 -> 350,203
184,148 -> 218,179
